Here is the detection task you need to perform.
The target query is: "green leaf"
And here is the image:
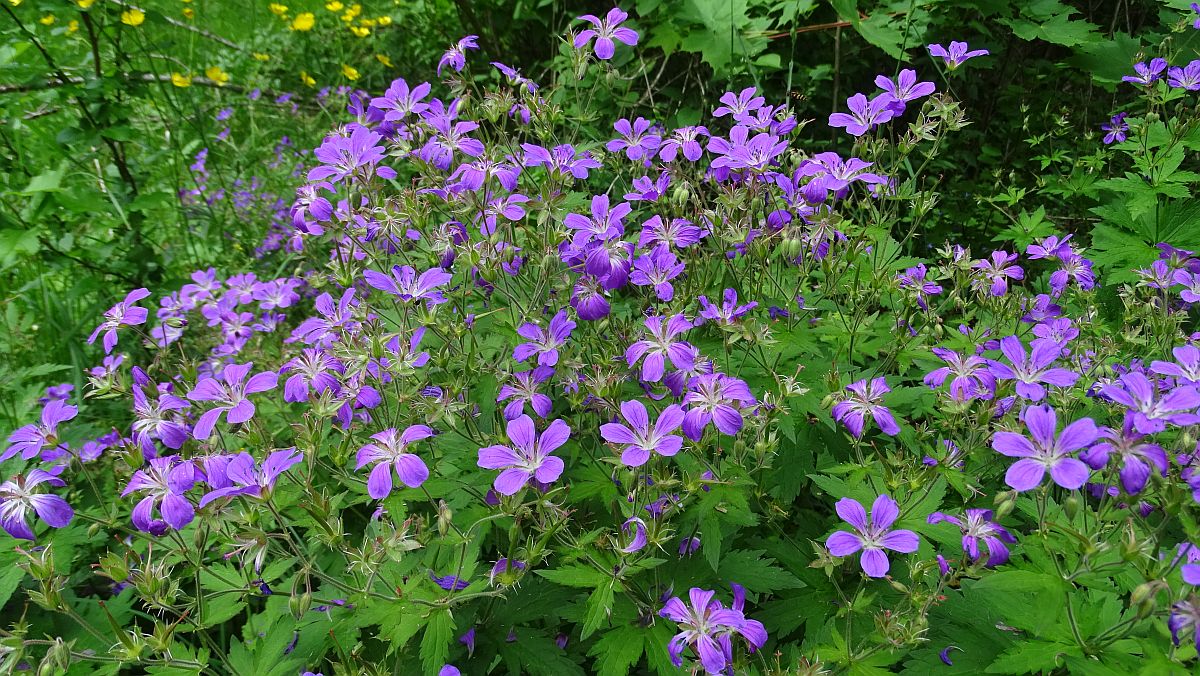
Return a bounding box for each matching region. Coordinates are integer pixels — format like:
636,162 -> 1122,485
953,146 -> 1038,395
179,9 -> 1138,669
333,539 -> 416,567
1005,11 -> 1099,47
536,565 -> 612,588
20,166 -> 65,194
985,640 -> 1082,674
581,580 -> 615,639
419,608 -> 455,674
588,624 -> 644,676
718,550 -> 804,594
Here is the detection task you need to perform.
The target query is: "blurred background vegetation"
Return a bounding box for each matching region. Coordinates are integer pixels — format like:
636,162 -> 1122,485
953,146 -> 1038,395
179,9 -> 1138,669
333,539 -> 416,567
1,0 -> 1197,427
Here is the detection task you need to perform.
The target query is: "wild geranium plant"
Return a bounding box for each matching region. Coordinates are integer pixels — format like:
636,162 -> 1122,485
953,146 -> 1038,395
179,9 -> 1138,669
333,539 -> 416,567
5,5 -> 1200,675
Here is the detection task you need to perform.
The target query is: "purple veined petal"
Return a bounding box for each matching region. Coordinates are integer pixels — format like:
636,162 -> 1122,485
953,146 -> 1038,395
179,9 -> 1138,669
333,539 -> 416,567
1,512 -> 34,540
192,406 -> 228,440
1049,457 -> 1090,490
538,419 -> 572,453
620,446 -> 652,467
477,444 -> 520,469
356,443 -> 388,469
198,485 -> 250,508
1040,368 -> 1079,388
641,352 -> 665,382
512,343 -> 539,362
367,461 -> 394,499
1015,380 -> 1046,401
992,431 -> 1035,458
131,495 -> 157,531
1056,417 -> 1098,452
573,29 -> 596,48
869,494 -> 900,530
655,404 -> 685,436
363,269 -> 401,295
399,424 -> 436,445
860,548 -> 891,577
826,530 -> 864,556
29,494 -> 72,528
530,394 -> 553,418
187,378 -> 226,402
880,529 -> 919,553
244,371 -> 278,394
493,467 -> 532,495
694,634 -> 727,675
1005,458 -> 1046,492
619,400 -> 650,432
711,405 -> 743,435
835,497 -> 869,531
872,407 -> 900,436
224,454 -> 257,485
612,27 -> 639,47
534,455 -> 564,483
600,423 -> 637,445
1022,405 -> 1057,449
1183,564 -> 1200,586
681,408 -> 711,441
225,399 -> 256,425
505,415 -> 537,452
502,398 -> 526,421
654,435 -> 683,457
1119,456 -> 1152,494
659,596 -> 690,622
393,454 -> 430,489
159,492 -> 195,530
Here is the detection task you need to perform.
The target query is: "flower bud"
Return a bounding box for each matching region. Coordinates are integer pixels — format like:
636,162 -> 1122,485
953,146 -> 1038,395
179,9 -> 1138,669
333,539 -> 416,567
1063,494 -> 1081,520
290,591 -> 313,620
437,500 -> 454,537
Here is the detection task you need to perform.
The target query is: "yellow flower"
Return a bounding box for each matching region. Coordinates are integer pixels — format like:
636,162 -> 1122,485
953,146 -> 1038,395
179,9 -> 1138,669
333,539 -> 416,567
182,7 -> 194,19
325,1 -> 343,10
182,0 -> 192,3
376,15 -> 391,26
171,72 -> 192,87
359,17 -> 377,27
346,3 -> 361,18
349,25 -> 369,37
6,0 -> 22,7
341,64 -> 359,81
252,52 -> 271,62
67,19 -> 79,33
76,0 -> 95,8
268,3 -> 288,16
290,12 -> 314,31
300,71 -> 316,87
39,14 -> 55,25
374,53 -> 393,68
121,8 -> 145,26
205,66 -> 229,86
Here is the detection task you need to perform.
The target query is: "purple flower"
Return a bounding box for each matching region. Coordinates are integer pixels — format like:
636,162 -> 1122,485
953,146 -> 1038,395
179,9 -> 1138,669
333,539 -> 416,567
659,586 -> 766,675
971,250 -> 1024,296
924,347 -> 996,401
682,373 -> 755,440
897,264 -> 943,310
620,516 -> 648,553
438,35 -> 479,75
307,125 -> 396,183
992,404 -> 1097,492
985,336 -> 1079,401
371,78 -> 431,121
1101,112 -> 1129,144
625,172 -> 671,201
927,509 -> 1015,566
697,289 -> 757,325
363,265 -> 453,307
477,415 -> 570,495
565,195 -> 630,247
199,449 -> 303,506
601,400 -> 685,467
658,126 -> 709,162
625,314 -> 695,382
826,494 -> 920,577
513,309 -> 576,367
709,126 -> 788,171
281,349 -> 344,403
630,245 -> 685,301
356,426 -> 434,499
1169,598 -> 1200,653
521,143 -> 600,180
874,69 -> 935,112
828,93 -> 896,136
571,277 -> 611,321
3,400 -> 77,462
1080,413 -> 1167,494
87,288 -> 151,354
928,41 -> 989,68
1100,372 -> 1200,434
712,87 -> 764,118
497,366 -> 554,419
605,117 -> 661,161
1193,2 -> 1200,29
122,455 -> 198,533
1151,344 -> 1200,385
574,8 -> 639,60
1123,58 -> 1168,85
1176,269 -> 1200,303
131,384 -> 191,453
1049,254 -> 1096,296
429,571 -> 469,591
638,215 -> 705,250
831,378 -> 900,438
185,362 -> 279,440
793,152 -> 887,203
0,470 -> 73,540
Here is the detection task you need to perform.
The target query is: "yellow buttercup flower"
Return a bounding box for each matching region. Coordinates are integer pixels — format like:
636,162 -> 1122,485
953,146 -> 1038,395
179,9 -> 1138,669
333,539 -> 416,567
375,54 -> 393,68
376,15 -> 391,26
291,12 -> 314,31
121,8 -> 145,26
349,25 -> 369,37
7,0 -> 22,7
182,7 -> 194,19
205,66 -> 229,86
39,14 -> 55,25
76,0 -> 95,8
346,3 -> 362,17
359,17 -> 377,27
300,71 -> 316,87
341,64 -> 359,81
252,52 -> 271,62
171,72 -> 192,87
67,19 -> 79,33
325,1 -> 343,11
268,3 -> 288,16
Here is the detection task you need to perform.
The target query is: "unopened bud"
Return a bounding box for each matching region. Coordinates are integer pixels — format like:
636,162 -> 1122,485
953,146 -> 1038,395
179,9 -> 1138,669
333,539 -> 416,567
1063,495 -> 1081,520
289,592 -> 313,620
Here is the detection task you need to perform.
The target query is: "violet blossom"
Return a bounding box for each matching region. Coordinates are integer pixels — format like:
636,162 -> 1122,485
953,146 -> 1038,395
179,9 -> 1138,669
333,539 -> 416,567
574,8 -> 639,60
826,494 -> 920,577
600,400 -> 685,467
199,448 -> 303,506
927,509 -> 1015,567
356,426 -> 434,499
831,378 -> 900,437
87,288 -> 151,354
0,470 -> 73,540
477,416 -> 570,495
513,309 -> 576,367
991,404 -> 1097,492
185,362 -> 279,440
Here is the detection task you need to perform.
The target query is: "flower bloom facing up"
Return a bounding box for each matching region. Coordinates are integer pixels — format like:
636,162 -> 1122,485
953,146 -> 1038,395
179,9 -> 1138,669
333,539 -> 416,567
513,309 -> 576,367
574,8 -> 639,60
600,400 -> 685,467
186,363 -> 279,440
356,426 -> 435,499
3,400 -> 77,462
1101,112 -> 1129,144
497,366 -> 554,420
826,494 -> 920,577
1123,58 -> 1168,85
828,93 -> 895,136
478,415 -> 570,495
992,404 -> 1097,491
924,347 -> 995,401
985,336 -> 1079,401
697,288 -> 757,325
897,264 -> 943,310
1170,597 -> 1200,653
659,586 -> 767,674
88,288 -> 151,354
831,378 -> 900,437
363,265 -> 453,307
122,455 -> 198,534
1100,372 -> 1200,434
1080,413 -> 1167,495
625,314 -> 695,382
0,470 -> 73,540
199,449 -> 303,506
928,41 -> 989,68
605,117 -> 661,162
971,250 -> 1024,296
875,68 -> 935,112
927,509 -> 1016,566
682,373 -> 755,440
